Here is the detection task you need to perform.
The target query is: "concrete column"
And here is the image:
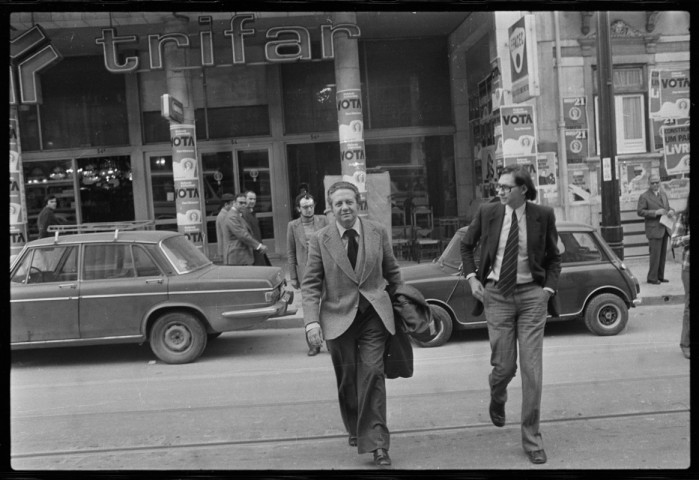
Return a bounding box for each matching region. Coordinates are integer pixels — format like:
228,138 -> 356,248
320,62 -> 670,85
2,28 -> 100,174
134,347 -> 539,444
332,12 -> 367,207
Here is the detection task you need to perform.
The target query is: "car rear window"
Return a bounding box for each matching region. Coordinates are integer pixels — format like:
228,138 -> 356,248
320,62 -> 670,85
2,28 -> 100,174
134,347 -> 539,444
160,235 -> 211,273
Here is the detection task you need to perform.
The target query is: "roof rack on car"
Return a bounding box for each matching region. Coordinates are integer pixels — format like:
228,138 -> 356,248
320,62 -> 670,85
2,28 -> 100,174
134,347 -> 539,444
49,221 -> 156,242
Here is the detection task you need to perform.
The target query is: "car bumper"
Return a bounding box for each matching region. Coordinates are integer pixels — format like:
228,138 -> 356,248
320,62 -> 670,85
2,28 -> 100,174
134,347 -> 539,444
221,290 -> 294,320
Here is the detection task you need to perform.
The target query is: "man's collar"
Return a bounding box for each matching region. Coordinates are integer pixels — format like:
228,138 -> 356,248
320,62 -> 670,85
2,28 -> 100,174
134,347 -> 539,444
505,202 -> 527,219
336,218 -> 362,237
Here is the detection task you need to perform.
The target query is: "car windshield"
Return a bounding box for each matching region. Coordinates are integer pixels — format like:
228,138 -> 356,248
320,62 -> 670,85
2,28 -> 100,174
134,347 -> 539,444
160,235 -> 212,273
437,228 -> 467,270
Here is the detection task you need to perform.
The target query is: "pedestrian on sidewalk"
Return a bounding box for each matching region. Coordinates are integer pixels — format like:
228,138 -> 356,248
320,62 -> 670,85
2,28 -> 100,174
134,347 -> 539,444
286,192 -> 328,356
214,193 -> 235,264
671,193 -> 690,359
637,174 -> 675,284
244,190 -> 271,266
302,181 -> 402,468
461,165 -> 561,465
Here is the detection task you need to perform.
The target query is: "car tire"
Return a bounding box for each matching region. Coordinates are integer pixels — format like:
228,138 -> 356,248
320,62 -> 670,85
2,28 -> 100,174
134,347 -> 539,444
413,304 -> 454,348
584,293 -> 628,336
150,312 -> 208,364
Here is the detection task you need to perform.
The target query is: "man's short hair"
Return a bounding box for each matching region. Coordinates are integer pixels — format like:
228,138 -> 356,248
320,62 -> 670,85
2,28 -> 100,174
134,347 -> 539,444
244,190 -> 256,197
295,192 -> 315,208
327,181 -> 360,203
501,165 -> 537,201
45,195 -> 57,205
234,193 -> 247,202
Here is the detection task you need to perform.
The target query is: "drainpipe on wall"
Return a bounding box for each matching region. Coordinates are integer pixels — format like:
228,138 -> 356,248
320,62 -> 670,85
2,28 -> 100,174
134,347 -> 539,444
554,11 -> 570,220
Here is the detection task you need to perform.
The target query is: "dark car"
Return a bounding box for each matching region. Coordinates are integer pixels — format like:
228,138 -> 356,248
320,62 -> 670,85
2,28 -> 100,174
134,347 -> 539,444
401,222 -> 641,347
10,223 -> 293,364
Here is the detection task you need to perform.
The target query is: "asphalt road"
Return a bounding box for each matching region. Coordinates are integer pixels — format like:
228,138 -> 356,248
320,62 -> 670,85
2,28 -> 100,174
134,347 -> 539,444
9,303 -> 690,472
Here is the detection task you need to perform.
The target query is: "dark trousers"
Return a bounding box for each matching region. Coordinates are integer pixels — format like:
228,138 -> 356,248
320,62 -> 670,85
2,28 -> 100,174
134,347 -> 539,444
484,281 -> 548,452
647,234 -> 668,282
326,307 -> 390,454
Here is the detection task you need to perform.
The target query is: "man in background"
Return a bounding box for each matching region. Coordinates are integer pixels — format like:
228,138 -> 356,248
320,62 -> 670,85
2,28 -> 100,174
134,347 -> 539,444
244,190 -> 271,266
637,174 -> 675,284
37,195 -> 64,238
214,193 -> 235,264
286,192 -> 328,356
224,193 -> 267,266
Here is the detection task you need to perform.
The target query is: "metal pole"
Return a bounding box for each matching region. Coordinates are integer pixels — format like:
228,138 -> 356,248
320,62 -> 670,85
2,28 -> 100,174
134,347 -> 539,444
596,11 -> 624,259
554,11 -> 570,220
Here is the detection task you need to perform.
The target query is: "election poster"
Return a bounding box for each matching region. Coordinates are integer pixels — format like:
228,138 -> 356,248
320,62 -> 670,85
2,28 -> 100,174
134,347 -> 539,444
649,69 -> 690,119
662,123 -> 690,175
500,105 -> 536,157
337,89 -> 366,197
562,97 -> 588,129
170,124 -> 205,248
564,129 -> 589,163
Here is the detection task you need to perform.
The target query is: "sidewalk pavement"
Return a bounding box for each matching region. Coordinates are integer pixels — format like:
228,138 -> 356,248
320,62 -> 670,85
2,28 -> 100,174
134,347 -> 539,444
263,252 -> 685,330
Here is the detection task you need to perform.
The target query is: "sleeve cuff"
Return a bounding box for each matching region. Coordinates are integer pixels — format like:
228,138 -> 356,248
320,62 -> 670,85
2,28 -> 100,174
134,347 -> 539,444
305,322 -> 320,332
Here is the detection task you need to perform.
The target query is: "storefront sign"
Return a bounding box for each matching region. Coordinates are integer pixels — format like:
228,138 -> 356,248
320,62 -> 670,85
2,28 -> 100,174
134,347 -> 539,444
507,15 -> 539,103
500,105 -> 536,157
10,25 -> 62,105
161,94 -> 184,123
662,123 -> 690,175
562,97 -> 588,128
564,129 -> 589,162
649,69 -> 690,119
337,89 -> 363,143
10,117 -> 28,255
96,15 -> 361,72
170,124 -> 204,247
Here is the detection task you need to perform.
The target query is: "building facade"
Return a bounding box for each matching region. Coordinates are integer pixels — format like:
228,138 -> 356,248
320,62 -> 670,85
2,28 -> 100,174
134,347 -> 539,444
9,10 -> 690,258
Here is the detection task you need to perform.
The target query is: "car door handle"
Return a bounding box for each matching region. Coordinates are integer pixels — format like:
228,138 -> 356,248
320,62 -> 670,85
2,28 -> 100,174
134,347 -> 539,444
145,278 -> 163,284
58,283 -> 77,289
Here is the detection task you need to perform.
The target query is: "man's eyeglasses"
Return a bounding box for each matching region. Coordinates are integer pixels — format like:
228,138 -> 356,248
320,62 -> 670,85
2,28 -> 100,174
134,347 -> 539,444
650,181 -> 660,185
496,184 -> 518,193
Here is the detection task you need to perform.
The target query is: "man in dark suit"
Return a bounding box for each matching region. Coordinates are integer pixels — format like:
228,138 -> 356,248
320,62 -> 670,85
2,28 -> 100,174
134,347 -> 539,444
286,192 -> 329,356
243,190 -> 271,266
302,181 -> 402,468
224,193 -> 267,266
461,165 -> 561,465
637,174 -> 675,284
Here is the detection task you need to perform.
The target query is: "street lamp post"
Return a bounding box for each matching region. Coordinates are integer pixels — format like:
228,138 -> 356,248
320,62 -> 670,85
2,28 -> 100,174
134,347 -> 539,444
596,11 -> 624,259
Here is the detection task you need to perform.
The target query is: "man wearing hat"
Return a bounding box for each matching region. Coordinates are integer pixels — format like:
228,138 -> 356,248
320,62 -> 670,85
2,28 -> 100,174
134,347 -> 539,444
215,193 -> 235,264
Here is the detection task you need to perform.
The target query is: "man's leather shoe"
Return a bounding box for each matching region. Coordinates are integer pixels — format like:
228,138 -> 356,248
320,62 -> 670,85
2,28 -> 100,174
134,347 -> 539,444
489,399 -> 506,427
647,280 -> 661,285
348,435 -> 357,447
373,448 -> 391,467
307,346 -> 321,356
659,278 -> 669,283
526,449 -> 547,464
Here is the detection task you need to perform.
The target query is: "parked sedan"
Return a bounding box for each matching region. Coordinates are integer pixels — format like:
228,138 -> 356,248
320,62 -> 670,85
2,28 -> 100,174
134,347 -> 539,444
10,228 -> 293,364
401,222 -> 641,347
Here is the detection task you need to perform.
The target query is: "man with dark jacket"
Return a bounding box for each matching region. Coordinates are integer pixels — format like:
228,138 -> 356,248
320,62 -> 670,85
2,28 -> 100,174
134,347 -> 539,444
637,174 -> 675,284
461,165 -> 561,465
37,195 -> 63,238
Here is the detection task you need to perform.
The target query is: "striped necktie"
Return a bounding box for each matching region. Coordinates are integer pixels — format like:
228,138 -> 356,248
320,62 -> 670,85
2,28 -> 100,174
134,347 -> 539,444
498,210 -> 519,297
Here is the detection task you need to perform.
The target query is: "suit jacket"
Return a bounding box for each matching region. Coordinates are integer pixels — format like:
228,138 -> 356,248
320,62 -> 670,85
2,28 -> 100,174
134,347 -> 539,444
286,215 -> 329,284
215,208 -> 229,259
460,201 -> 562,316
242,209 -> 263,241
637,189 -> 671,239
224,207 -> 258,265
301,217 -> 403,340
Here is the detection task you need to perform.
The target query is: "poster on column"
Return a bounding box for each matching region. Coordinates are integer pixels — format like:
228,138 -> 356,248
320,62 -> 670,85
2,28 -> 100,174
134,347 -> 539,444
651,117 -> 689,151
337,89 -> 363,143
649,69 -> 690,119
340,140 -> 367,194
170,124 -> 204,247
500,105 -> 536,157
10,117 -> 28,253
562,97 -> 588,128
536,152 -> 558,202
662,123 -> 690,175
567,163 -> 593,203
564,129 -> 589,163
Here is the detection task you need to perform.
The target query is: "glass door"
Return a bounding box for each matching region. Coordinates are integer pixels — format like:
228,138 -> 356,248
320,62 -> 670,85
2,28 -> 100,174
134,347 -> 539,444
236,148 -> 273,240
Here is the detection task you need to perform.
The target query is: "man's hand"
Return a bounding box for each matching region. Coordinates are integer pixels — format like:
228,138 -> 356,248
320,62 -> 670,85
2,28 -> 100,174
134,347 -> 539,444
468,276 -> 485,303
306,324 -> 324,347
258,244 -> 268,253
656,208 -> 667,216
290,279 -> 300,290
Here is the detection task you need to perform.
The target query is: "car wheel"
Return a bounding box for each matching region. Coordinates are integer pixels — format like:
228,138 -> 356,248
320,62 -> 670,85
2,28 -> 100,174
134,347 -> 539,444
584,293 -> 628,336
150,312 -> 208,364
413,304 -> 454,348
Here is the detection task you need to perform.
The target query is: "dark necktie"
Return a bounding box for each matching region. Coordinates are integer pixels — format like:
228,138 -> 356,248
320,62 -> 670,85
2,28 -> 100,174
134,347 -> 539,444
345,229 -> 358,269
498,210 -> 519,297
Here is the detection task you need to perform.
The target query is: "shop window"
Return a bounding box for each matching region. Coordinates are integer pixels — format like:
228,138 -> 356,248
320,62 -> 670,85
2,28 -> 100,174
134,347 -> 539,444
287,142 -> 341,215
282,61 -> 337,134
16,105 -> 41,152
76,156 -> 134,224
196,106 -> 270,139
23,159 -> 77,240
361,38 -> 452,129
33,56 -> 129,150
